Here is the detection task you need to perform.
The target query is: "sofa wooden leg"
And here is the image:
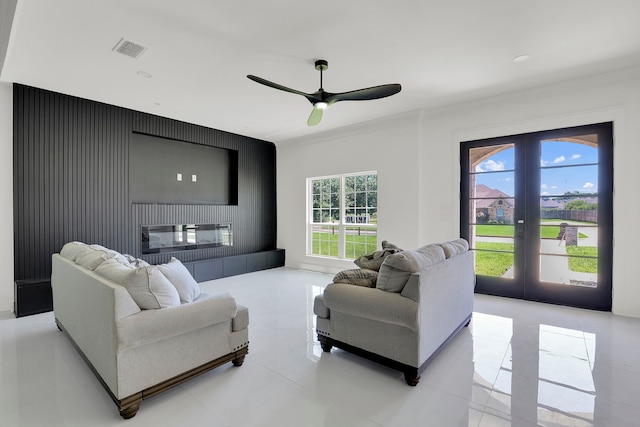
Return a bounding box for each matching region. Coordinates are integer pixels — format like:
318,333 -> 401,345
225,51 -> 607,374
119,400 -> 141,419
232,355 -> 245,367
404,370 -> 420,386
318,335 -> 333,352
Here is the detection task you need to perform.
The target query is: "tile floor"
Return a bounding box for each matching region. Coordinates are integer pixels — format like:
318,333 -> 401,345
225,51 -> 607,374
1,267 -> 640,426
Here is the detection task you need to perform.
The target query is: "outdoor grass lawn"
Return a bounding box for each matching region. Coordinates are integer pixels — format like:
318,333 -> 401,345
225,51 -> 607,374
312,232 -> 377,259
475,223 -> 587,239
475,242 -> 514,277
566,246 -> 598,273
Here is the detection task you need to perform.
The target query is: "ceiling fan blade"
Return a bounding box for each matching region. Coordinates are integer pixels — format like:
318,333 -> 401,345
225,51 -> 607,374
307,107 -> 323,126
247,75 -> 313,99
327,83 -> 401,104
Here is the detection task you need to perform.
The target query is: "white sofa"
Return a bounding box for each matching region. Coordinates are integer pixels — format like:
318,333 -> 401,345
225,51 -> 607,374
51,243 -> 249,419
314,239 -> 474,385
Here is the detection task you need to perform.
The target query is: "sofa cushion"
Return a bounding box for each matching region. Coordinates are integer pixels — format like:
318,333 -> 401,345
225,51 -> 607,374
324,283 -> 419,330
95,259 -> 180,309
377,244 -> 446,292
438,238 -> 469,258
333,268 -> 378,287
158,257 -> 201,304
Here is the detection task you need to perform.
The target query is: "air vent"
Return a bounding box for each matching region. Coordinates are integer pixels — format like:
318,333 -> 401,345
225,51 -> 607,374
112,37 -> 147,59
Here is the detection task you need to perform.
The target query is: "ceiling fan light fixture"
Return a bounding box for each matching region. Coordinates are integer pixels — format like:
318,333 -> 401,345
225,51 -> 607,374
314,101 -> 328,109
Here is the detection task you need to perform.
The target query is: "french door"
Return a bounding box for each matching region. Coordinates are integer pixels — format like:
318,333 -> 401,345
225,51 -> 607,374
460,123 -> 613,310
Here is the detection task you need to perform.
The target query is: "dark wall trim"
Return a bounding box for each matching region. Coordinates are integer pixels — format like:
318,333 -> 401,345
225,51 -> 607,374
13,84 -> 277,280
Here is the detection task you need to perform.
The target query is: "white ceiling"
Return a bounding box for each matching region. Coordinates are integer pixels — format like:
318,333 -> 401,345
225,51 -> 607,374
2,0 -> 640,144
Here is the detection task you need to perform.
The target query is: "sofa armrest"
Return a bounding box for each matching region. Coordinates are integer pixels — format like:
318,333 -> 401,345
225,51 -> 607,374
232,304 -> 249,332
314,294 -> 329,319
116,292 -> 238,351
323,283 -> 418,330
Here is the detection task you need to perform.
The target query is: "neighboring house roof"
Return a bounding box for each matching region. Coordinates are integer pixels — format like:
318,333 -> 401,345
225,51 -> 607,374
474,184 -> 513,208
540,196 -> 597,209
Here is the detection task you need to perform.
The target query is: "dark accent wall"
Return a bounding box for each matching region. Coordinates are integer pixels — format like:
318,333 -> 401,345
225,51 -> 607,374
13,84 -> 277,280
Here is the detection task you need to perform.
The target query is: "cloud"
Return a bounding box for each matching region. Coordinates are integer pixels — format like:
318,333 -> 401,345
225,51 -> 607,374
571,154 -> 581,160
540,159 -> 549,167
476,159 -> 505,172
541,191 -> 550,196
541,184 -> 548,190
553,156 -> 566,164
551,185 -> 558,189
583,182 -> 595,189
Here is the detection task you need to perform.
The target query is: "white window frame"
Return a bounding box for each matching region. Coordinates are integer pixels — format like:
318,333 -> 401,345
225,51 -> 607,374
306,171 -> 377,260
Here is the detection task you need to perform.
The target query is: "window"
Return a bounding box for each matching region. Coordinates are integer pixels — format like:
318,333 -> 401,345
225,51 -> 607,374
308,172 -> 377,260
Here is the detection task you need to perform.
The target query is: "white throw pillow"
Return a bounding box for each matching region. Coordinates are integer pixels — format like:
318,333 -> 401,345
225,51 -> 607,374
76,249 -> 111,270
88,244 -> 131,266
60,241 -> 88,261
95,259 -> 180,309
158,257 -> 201,304
95,258 -> 135,280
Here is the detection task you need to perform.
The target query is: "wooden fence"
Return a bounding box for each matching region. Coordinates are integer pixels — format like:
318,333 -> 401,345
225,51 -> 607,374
541,209 -> 597,223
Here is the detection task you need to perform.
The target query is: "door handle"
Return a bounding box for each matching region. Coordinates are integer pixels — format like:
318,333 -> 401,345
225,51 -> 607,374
516,219 -> 525,238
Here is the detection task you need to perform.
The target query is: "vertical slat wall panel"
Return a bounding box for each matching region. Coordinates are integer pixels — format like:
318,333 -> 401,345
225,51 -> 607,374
13,85 -> 277,280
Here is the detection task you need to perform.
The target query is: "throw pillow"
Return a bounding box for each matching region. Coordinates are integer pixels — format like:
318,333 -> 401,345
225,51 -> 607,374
76,249 -> 112,270
89,244 -> 131,266
377,244 -> 446,292
96,260 -> 180,309
353,249 -> 387,270
158,257 -> 201,304
438,238 -> 469,258
59,241 -> 88,261
381,240 -> 404,252
122,254 -> 137,264
333,268 -> 378,287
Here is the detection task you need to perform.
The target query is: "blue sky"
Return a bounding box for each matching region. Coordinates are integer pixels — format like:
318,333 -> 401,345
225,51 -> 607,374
474,142 -> 598,197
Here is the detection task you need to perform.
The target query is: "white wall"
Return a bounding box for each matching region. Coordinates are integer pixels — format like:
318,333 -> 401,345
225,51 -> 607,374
0,81 -> 13,312
278,66 -> 640,318
277,111 -> 421,274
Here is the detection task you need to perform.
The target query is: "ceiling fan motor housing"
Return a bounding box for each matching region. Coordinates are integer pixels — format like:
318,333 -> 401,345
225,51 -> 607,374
314,60 -> 328,71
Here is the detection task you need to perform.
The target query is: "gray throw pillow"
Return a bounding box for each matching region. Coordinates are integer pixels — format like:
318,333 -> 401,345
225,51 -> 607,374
333,268 -> 378,287
354,249 -> 394,271
438,238 -> 469,258
377,244 -> 446,292
381,240 -> 404,252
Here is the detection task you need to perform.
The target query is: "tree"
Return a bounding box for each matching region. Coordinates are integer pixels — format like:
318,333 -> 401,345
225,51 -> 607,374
565,199 -> 597,210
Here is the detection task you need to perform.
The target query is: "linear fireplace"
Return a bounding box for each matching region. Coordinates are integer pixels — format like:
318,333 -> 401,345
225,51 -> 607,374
142,223 -> 233,254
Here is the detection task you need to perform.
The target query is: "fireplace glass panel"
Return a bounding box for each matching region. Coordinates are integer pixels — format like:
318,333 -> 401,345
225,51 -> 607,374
142,223 -> 233,254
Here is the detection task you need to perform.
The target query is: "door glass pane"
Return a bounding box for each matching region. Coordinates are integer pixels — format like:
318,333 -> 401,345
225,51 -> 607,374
539,138 -> 599,287
469,144 -> 515,278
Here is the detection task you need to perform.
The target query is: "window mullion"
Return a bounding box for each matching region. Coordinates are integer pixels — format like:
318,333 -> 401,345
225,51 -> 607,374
338,175 -> 346,259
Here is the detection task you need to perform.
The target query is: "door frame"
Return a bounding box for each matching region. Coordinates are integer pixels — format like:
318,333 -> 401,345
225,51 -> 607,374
460,122 -> 613,311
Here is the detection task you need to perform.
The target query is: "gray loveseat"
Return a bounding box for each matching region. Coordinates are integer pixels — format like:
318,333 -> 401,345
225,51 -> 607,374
314,239 -> 474,385
51,242 -> 249,418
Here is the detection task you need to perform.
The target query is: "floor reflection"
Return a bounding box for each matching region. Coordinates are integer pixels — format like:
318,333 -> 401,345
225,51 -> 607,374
473,307 -> 602,425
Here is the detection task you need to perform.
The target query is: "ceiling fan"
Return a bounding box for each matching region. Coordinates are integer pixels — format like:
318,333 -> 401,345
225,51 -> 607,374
247,60 -> 401,126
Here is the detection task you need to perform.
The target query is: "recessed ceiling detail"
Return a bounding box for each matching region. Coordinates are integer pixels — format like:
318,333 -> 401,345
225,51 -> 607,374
112,38 -> 147,59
